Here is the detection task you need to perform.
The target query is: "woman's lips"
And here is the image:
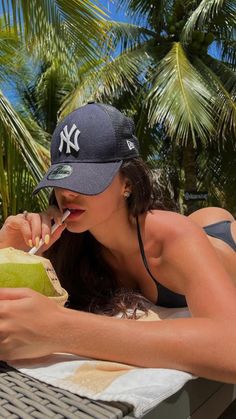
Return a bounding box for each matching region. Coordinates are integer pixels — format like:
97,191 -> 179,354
64,208 -> 85,220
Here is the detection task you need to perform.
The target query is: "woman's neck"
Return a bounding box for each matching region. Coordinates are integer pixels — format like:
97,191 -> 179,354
89,209 -> 140,257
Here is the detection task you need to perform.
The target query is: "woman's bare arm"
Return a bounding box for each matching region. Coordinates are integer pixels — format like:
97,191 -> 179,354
54,220 -> 236,383
0,217 -> 236,383
57,308 -> 236,383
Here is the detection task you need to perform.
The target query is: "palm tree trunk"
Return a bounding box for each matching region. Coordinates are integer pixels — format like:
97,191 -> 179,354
182,141 -> 198,215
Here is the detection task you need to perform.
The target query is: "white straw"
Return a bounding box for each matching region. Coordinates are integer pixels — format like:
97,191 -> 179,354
28,210 -> 71,255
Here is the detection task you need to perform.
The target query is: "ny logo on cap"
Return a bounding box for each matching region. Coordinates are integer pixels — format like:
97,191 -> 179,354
59,124 -> 80,154
126,140 -> 135,150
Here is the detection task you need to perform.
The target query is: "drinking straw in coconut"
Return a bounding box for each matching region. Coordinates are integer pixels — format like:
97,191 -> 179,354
28,210 -> 70,255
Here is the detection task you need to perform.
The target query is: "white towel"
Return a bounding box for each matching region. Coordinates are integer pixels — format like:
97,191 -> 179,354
9,306 -> 196,418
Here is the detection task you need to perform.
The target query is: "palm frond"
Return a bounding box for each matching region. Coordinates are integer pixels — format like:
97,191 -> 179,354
219,39 -> 236,68
182,0 -> 235,43
208,14 -> 236,41
0,24 -> 24,82
1,0 -> 108,66
19,114 -> 51,149
116,0 -> 173,27
0,128 -> 46,221
197,142 -> 236,212
194,56 -> 236,139
34,63 -> 72,133
14,60 -> 75,135
205,54 -> 236,92
116,0 -> 158,19
106,21 -> 155,53
146,42 -> 215,146
59,40 -> 153,118
0,90 -> 49,210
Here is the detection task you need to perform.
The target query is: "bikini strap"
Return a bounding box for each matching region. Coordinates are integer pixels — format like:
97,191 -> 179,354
136,215 -> 159,287
136,216 -> 187,308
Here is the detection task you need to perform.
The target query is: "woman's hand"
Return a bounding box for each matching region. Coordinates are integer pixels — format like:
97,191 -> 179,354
0,288 -> 66,361
0,206 -> 66,252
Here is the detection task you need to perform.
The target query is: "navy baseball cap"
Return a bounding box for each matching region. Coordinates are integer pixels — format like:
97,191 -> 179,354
33,102 -> 139,196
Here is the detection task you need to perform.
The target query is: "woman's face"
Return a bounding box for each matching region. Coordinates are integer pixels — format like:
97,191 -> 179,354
54,173 -> 129,233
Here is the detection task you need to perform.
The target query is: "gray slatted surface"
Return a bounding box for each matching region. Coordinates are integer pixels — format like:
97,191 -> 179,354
0,362 -> 133,418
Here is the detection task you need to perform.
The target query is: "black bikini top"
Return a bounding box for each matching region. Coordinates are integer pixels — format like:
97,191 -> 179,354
136,216 -> 187,308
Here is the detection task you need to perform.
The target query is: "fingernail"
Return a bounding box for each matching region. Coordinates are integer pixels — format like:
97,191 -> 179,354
44,234 -> 50,245
35,236 -> 40,247
28,239 -> 33,247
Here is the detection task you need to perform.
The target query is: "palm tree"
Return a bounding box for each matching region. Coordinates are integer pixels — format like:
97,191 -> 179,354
0,0 -> 107,221
197,139 -> 236,212
60,0 -> 236,214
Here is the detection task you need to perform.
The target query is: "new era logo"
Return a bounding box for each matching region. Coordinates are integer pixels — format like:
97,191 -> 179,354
47,164 -> 73,180
59,124 -> 80,154
126,140 -> 135,150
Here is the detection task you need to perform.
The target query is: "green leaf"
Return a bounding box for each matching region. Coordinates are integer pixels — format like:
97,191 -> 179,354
146,42 -> 215,146
194,56 -> 236,139
116,0 -> 173,28
220,39 -> 236,68
182,0 -> 235,43
106,20 -> 155,53
59,40 -> 152,117
1,0 -> 108,66
0,90 -> 49,218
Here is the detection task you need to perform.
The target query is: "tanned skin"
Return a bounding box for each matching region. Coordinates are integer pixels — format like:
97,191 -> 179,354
0,175 -> 235,384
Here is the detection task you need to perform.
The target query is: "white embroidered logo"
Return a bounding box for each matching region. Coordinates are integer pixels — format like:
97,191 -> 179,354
126,140 -> 135,150
59,124 -> 80,154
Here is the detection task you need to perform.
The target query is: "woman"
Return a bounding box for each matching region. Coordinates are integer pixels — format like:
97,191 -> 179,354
0,102 -> 235,384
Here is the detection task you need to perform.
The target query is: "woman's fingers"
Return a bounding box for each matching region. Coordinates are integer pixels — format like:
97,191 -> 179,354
1,206 -> 66,252
33,224 -> 66,255
27,206 -> 66,252
22,212 -> 50,248
21,218 -> 35,247
27,213 -> 43,247
40,206 -> 65,243
3,214 -> 33,248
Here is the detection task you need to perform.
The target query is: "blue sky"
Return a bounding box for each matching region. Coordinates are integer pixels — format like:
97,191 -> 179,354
99,0 -> 131,22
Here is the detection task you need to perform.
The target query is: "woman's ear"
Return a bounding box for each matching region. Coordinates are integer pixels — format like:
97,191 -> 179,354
123,190 -> 131,199
123,178 -> 132,198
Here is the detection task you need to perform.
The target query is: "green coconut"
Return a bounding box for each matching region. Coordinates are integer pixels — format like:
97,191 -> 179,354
0,247 -> 60,297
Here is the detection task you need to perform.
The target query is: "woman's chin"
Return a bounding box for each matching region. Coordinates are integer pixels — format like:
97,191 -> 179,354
65,224 -> 88,234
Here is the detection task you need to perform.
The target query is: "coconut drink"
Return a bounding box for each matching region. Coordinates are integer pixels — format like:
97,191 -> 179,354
0,247 -> 68,306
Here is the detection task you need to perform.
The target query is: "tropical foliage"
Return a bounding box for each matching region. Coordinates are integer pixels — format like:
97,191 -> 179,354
60,0 -> 236,213
0,0 -> 235,219
0,0 -> 107,222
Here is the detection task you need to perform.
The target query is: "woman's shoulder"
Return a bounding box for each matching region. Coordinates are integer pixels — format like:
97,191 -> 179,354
143,209 -> 201,243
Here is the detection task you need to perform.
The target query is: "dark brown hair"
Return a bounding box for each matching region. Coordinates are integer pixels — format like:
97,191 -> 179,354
45,158 -> 176,318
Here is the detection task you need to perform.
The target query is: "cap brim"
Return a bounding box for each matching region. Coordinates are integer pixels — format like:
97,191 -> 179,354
33,161 -> 123,196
